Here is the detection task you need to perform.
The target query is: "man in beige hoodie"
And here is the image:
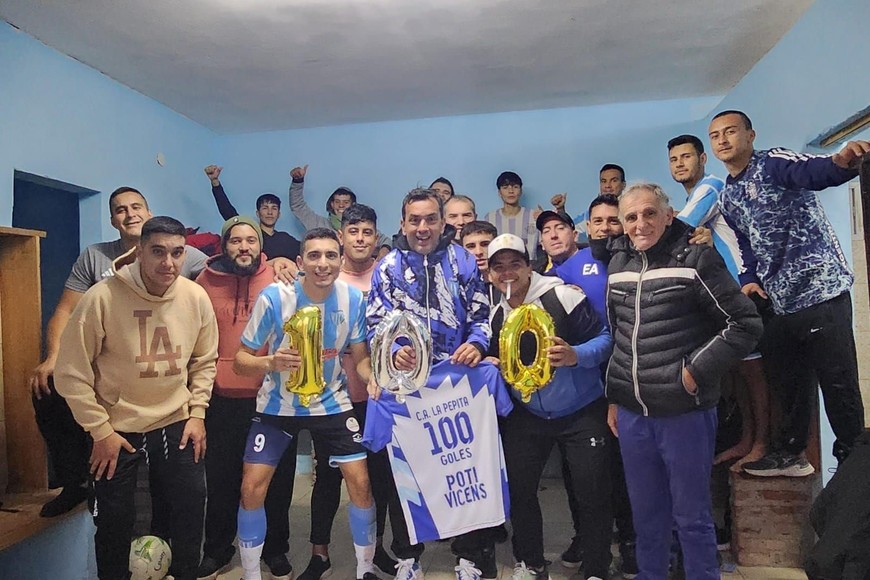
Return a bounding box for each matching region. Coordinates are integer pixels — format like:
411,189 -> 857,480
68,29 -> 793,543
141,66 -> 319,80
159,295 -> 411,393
55,216 -> 218,580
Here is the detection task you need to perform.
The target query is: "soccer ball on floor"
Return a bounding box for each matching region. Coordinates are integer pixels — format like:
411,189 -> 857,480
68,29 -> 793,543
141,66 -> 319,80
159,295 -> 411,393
129,535 -> 172,580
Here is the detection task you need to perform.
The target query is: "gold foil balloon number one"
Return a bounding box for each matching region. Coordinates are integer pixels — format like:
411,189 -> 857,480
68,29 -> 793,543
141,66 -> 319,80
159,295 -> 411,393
499,303 -> 556,402
283,305 -> 326,407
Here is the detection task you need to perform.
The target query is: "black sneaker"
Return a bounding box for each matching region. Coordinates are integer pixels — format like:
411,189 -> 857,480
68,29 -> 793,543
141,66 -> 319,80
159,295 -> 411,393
559,536 -> 582,569
296,554 -> 331,580
40,485 -> 88,517
620,541 -> 638,578
477,547 -> 498,579
742,451 -> 814,477
358,573 -> 380,580
374,545 -> 398,575
197,554 -> 233,580
264,553 -> 294,580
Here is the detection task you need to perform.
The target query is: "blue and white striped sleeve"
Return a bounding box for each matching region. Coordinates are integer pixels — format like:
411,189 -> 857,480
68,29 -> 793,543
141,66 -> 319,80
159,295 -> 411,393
678,183 -> 719,228
349,289 -> 367,345
241,289 -> 278,351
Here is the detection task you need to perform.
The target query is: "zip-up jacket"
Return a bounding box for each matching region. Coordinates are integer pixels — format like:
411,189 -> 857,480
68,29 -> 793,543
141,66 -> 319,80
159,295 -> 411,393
606,219 -> 762,417
488,273 -> 612,419
719,148 -> 857,315
196,253 -> 274,398
366,230 -> 491,359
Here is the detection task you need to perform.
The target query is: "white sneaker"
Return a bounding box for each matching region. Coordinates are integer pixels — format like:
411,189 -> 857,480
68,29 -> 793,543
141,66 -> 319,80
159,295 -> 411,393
511,561 -> 548,580
455,558 -> 482,580
394,558 -> 424,580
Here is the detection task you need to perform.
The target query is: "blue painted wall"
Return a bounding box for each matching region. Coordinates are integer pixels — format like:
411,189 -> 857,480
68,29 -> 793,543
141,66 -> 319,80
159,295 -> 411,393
0,20 -> 215,580
2,0 -> 869,576
0,22 -> 217,243
211,96 -> 722,238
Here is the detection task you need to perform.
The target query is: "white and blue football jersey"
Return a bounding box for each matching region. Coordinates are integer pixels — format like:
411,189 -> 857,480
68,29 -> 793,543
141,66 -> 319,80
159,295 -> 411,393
362,360 -> 513,544
241,279 -> 366,417
677,174 -> 744,280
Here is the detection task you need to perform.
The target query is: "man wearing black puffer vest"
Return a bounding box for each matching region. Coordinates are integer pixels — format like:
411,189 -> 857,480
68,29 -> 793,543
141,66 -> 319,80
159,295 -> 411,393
606,182 -> 762,580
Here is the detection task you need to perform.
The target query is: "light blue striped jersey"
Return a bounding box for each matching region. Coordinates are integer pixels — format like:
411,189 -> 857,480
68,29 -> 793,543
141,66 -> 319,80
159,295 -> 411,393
483,207 -> 539,260
241,279 -> 366,416
677,174 -> 743,280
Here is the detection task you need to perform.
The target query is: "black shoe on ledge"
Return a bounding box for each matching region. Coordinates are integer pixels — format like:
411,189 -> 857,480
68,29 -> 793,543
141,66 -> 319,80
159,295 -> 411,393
40,485 -> 87,518
264,553 -> 293,580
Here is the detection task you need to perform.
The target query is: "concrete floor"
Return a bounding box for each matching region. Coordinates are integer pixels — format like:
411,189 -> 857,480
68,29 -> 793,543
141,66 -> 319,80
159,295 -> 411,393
215,473 -> 808,580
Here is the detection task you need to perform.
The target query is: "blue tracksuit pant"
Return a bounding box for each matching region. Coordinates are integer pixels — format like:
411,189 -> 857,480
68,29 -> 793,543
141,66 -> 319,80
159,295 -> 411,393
618,406 -> 719,580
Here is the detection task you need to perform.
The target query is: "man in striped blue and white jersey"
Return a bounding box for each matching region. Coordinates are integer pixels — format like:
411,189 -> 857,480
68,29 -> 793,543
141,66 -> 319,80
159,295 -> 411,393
484,171 -> 540,260
234,227 -> 379,580
668,133 -> 773,473
668,134 -> 742,280
709,109 -> 870,477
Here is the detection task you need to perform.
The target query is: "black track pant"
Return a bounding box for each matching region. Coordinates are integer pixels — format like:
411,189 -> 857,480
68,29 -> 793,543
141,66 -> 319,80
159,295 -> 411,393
32,378 -> 89,488
91,421 -> 204,580
502,399 -> 613,579
762,292 -> 865,461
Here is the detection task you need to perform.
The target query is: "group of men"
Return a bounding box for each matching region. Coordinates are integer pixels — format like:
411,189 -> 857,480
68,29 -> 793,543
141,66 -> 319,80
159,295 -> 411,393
27,109 -> 869,580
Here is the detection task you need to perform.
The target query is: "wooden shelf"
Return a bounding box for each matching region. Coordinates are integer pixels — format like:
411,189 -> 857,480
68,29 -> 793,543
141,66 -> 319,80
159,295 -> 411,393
0,490 -> 86,552
0,226 -> 52,550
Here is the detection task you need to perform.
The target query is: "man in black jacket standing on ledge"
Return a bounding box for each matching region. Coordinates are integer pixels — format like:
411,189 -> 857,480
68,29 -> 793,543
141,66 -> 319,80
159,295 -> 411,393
606,182 -> 762,580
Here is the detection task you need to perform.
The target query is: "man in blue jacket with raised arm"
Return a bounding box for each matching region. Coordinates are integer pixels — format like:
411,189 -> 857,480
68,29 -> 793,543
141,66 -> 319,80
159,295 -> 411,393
709,110 -> 870,476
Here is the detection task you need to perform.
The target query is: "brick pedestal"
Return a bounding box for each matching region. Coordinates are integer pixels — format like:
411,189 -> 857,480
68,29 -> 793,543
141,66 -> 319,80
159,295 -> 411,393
731,471 -> 821,567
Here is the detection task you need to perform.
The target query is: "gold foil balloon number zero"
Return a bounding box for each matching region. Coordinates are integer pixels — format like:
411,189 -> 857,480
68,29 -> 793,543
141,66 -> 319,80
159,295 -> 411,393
499,303 -> 556,402
282,305 -> 326,407
370,311 -> 432,401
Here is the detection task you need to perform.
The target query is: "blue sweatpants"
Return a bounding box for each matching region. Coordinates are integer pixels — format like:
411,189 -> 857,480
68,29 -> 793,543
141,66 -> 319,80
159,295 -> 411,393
617,406 -> 719,580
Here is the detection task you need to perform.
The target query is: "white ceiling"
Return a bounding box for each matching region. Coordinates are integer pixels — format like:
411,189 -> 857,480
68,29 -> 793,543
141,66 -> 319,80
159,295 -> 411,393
1,0 -> 814,134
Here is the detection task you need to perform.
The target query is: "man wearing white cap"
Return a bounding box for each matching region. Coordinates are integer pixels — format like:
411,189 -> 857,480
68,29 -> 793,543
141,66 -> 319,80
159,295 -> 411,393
485,234 -> 614,580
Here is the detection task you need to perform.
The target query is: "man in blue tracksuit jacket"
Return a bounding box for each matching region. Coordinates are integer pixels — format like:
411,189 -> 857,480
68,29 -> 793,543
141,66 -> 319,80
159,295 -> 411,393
709,109 -> 870,476
486,233 -> 613,580
366,187 -> 495,580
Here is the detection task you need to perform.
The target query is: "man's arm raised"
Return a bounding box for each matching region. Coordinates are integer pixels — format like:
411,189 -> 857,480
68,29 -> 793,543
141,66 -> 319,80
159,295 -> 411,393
205,164 -> 240,221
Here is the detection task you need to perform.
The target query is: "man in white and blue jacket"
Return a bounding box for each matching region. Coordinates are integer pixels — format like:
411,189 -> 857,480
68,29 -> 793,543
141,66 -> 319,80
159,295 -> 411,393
709,109 -> 870,476
366,187 -> 495,580
486,234 -> 614,580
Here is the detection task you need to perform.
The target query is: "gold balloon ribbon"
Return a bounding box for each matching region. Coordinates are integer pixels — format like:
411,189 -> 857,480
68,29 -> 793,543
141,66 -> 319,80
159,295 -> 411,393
283,305 -> 326,407
499,303 -> 555,402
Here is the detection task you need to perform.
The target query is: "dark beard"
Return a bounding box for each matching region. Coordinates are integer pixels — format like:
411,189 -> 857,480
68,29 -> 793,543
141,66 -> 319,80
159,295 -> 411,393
215,254 -> 261,276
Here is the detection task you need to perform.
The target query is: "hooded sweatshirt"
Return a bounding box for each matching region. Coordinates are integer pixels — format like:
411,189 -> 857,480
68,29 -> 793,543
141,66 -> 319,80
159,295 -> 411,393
367,228 -> 491,360
196,253 -> 274,398
488,272 -> 612,419
55,259 -> 218,441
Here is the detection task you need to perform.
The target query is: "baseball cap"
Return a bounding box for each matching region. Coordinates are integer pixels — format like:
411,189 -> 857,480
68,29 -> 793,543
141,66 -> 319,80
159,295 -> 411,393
487,233 -> 529,263
535,210 -> 575,232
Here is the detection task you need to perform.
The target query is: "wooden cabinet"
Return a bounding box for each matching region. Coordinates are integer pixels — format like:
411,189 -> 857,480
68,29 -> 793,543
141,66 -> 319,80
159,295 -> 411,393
0,226 -> 58,550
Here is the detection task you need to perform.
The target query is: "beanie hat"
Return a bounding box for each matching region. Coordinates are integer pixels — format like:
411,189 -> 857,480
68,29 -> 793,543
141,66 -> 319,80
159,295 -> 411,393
221,215 -> 263,249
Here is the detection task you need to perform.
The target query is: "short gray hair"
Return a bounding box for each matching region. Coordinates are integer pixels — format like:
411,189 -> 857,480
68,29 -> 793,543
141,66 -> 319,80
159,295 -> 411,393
618,182 -> 671,218
446,194 -> 477,214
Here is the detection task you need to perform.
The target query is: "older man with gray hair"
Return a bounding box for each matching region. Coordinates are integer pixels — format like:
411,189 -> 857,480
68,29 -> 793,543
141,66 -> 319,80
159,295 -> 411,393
606,182 -> 762,579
